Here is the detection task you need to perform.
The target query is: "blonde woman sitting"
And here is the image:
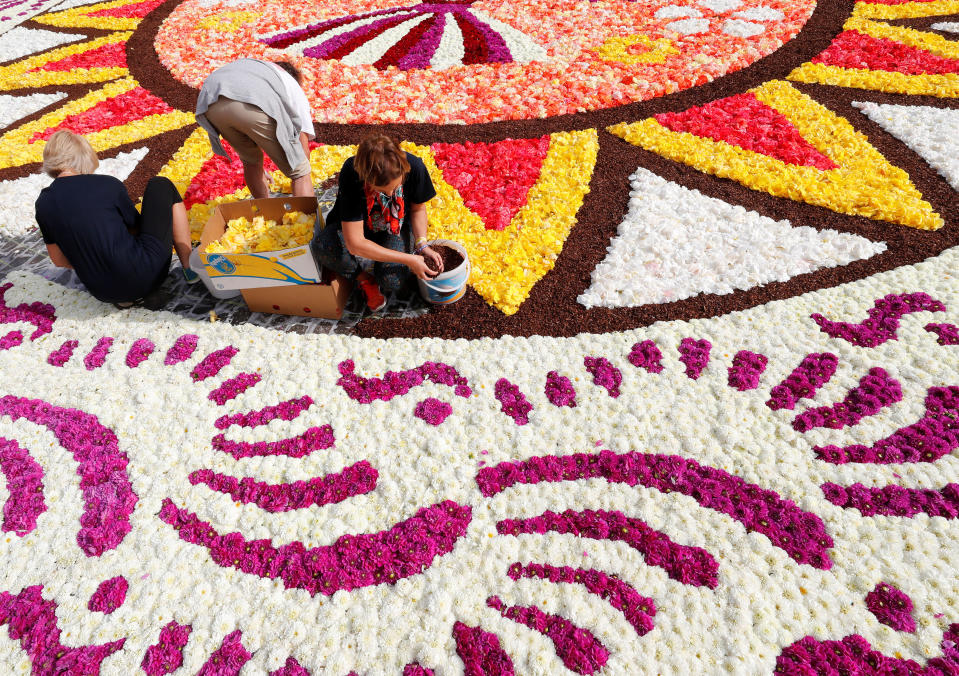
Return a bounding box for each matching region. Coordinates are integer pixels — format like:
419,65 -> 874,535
34,130 -> 193,308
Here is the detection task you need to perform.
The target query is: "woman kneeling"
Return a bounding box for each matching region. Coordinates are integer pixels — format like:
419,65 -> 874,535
35,130 -> 193,308
312,135 -> 442,311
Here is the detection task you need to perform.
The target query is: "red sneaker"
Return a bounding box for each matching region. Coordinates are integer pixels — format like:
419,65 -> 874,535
358,276 -> 386,311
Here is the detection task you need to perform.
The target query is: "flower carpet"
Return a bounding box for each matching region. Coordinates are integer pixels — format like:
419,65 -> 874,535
1,0 -> 959,672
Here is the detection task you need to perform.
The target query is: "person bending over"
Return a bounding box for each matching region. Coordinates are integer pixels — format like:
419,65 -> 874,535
196,59 -> 315,199
312,134 -> 442,311
35,130 -> 193,308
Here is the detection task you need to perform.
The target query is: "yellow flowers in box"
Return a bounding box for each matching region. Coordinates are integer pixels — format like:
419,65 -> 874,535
205,211 -> 315,254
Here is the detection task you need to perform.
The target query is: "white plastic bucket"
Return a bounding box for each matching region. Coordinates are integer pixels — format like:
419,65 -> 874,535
417,239 -> 470,305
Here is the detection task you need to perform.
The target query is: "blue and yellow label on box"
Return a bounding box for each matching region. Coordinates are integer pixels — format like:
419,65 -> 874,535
202,247 -> 320,289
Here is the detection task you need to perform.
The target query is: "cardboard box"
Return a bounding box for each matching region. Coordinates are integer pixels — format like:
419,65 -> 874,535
199,196 -> 323,291
241,270 -> 352,319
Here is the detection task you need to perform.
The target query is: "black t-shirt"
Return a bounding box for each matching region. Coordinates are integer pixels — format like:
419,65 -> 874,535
325,152 -> 436,233
35,175 -> 168,303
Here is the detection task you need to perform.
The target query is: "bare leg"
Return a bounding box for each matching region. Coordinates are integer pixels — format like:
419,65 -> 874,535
171,202 -> 192,268
291,174 -> 315,197
242,160 -> 270,199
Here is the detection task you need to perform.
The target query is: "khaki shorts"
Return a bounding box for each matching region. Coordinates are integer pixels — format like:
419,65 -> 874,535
204,97 -> 311,179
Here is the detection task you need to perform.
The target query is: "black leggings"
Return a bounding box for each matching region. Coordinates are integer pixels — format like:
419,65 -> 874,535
132,176 -> 183,297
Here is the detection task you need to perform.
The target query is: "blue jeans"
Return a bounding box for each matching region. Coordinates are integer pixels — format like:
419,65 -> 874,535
311,223 -> 411,295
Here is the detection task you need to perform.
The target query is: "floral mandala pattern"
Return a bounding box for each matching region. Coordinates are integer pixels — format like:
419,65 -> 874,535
0,0 -> 958,671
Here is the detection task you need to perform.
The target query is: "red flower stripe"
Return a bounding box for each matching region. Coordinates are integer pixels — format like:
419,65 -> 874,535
811,292 -> 945,347
821,482 -> 959,518
196,630 -> 251,676
141,621 -> 192,675
88,0 -> 164,17
792,367 -> 902,432
0,395 -> 137,556
0,436 -> 46,536
865,582 -> 916,633
163,334 -> 198,365
125,338 -> 155,368
655,93 -> 837,170
766,352 -> 839,411
452,621 -> 515,676
83,337 -> 113,370
158,498 -> 471,596
812,31 -> 959,76
486,596 -> 609,675
925,323 -> 959,346
208,372 -> 262,405
373,14 -> 437,69
477,450 -> 834,569
431,136 -> 550,232
30,88 -> 174,143
0,586 -> 125,672
814,385 -> 959,463
40,42 -> 126,72
775,625 -> 959,673
507,562 -> 655,635
47,339 -> 78,366
213,395 -> 313,430
494,378 -> 532,425
269,657 -> 311,676
88,576 -> 127,614
584,356 -> 622,398
188,460 -> 377,512
190,346 -> 239,382
211,424 -> 334,459
0,282 -> 56,341
497,509 -> 719,587
337,359 -> 472,403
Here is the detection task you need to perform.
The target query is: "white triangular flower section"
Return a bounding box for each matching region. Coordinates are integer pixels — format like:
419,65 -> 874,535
698,0 -> 742,12
470,10 -> 548,62
577,168 -> 886,309
665,17 -> 710,34
0,147 -> 149,240
723,18 -> 764,36
734,6 -> 785,21
930,21 -> 959,33
0,26 -> 81,61
0,92 -> 66,128
655,5 -> 702,19
854,101 -> 959,191
429,13 -> 464,70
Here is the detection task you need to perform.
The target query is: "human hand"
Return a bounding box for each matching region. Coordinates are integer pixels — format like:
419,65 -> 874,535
408,254 -> 438,280
421,246 -> 444,276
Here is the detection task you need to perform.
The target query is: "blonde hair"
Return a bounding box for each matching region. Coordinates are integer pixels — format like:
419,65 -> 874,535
42,130 -> 99,178
354,134 -> 410,188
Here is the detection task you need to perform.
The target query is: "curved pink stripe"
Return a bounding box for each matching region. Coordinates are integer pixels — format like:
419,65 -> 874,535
822,482 -> 959,518
190,346 -> 239,382
158,498 -> 471,596
214,395 -> 313,430
0,436 -> 45,536
926,322 -> 959,346
792,367 -> 902,433
208,372 -> 262,405
507,562 -> 655,635
814,385 -> 959,464
487,596 -> 609,675
141,620 -> 191,675
453,621 -> 515,676
477,450 -> 833,569
163,334 -> 198,365
0,585 -> 125,671
189,461 -> 377,512
211,425 -> 334,459
0,282 -> 56,341
497,509 -> 718,587
336,359 -> 471,403
197,630 -> 250,676
0,395 -> 137,556
811,292 -> 945,347
776,624 -> 959,673
766,352 -> 838,411
269,656 -> 310,676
